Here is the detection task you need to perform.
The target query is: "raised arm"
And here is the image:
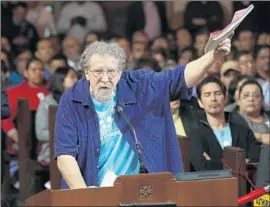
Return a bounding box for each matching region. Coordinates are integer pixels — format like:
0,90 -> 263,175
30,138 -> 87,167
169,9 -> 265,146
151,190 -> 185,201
184,38 -> 231,88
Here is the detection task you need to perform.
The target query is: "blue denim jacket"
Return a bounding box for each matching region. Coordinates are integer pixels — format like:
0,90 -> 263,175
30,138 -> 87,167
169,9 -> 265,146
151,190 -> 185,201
54,65 -> 192,189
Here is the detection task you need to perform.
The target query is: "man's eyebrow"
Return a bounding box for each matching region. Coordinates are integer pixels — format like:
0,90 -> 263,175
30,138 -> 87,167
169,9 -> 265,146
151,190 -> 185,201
203,90 -> 221,94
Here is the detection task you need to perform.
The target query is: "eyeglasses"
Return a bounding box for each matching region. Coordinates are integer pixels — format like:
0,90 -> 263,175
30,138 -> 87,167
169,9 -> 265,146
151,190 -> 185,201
241,93 -> 262,99
89,69 -> 120,78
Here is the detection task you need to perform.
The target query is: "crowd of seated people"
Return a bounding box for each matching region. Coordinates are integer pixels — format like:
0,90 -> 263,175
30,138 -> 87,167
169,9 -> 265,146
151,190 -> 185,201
1,1 -> 269,202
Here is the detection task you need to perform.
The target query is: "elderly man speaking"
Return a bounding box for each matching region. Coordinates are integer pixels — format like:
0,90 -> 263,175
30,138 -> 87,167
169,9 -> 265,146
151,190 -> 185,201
55,38 -> 231,189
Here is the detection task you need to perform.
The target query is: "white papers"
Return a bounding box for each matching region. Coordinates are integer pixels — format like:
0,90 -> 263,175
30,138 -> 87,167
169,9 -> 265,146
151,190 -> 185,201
99,169 -> 117,187
204,4 -> 254,53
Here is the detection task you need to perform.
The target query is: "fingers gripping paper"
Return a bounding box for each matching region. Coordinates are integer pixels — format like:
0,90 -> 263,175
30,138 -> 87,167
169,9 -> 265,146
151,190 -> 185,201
204,4 -> 254,53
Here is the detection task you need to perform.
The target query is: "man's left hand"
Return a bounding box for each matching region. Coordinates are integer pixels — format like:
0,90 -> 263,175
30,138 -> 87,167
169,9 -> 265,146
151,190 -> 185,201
213,38 -> 231,61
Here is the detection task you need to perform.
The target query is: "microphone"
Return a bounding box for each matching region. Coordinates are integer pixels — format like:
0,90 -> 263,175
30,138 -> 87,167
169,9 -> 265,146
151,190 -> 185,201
117,106 -> 147,173
238,185 -> 270,206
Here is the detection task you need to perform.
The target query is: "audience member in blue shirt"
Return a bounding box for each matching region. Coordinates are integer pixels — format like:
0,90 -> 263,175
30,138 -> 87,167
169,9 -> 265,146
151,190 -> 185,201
54,39 -> 232,189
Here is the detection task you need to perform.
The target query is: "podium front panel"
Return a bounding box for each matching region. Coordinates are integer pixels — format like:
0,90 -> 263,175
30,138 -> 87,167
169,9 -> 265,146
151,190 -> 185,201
167,178 -> 238,206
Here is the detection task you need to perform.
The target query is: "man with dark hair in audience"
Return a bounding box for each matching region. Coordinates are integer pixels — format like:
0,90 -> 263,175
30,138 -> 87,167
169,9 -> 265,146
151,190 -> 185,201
35,39 -> 54,80
193,28 -> 210,57
255,45 -> 270,111
62,36 -> 82,71
175,27 -> 192,54
9,49 -> 33,87
190,76 -> 261,171
235,51 -> 256,76
129,41 -> 148,69
235,29 -> 255,52
132,31 -> 149,47
115,36 -> 131,65
49,54 -> 68,74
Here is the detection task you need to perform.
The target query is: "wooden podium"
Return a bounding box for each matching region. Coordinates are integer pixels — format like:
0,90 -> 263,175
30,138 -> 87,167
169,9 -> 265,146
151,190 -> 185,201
26,173 -> 238,206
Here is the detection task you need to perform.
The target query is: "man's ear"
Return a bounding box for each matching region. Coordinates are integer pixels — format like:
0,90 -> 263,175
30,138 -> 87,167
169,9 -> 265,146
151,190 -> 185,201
84,70 -> 91,81
197,98 -> 204,109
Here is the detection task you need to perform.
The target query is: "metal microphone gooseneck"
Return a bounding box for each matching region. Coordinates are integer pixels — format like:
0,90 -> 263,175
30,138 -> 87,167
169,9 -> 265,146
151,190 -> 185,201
117,106 -> 147,173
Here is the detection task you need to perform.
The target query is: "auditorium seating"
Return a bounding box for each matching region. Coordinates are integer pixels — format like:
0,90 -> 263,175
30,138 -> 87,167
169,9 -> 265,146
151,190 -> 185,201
48,105 -> 61,189
16,99 -> 49,203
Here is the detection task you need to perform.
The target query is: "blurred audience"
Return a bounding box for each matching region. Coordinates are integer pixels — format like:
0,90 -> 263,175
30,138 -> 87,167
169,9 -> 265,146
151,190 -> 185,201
133,57 -> 161,72
35,67 -> 78,166
57,1 -> 107,38
26,1 -> 57,38
255,45 -> 270,111
151,48 -> 168,70
2,2 -> 39,53
126,1 -> 168,41
184,1 -> 224,34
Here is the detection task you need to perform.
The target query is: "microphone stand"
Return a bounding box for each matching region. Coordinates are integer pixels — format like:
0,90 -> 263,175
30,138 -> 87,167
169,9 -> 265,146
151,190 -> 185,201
117,106 -> 147,173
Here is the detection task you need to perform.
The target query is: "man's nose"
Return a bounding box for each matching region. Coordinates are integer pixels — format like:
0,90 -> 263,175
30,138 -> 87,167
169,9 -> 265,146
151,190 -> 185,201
210,94 -> 217,101
100,72 -> 109,82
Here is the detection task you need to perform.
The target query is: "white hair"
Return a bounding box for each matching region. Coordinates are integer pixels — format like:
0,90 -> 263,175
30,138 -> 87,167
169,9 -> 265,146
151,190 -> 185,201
80,41 -> 126,71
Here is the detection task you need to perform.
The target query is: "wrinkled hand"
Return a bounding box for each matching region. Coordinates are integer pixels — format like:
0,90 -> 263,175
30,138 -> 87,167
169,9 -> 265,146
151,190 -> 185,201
213,38 -> 232,60
203,152 -> 211,160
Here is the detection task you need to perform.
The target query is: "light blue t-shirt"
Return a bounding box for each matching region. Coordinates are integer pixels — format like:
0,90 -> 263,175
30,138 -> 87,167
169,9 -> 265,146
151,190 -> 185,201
212,124 -> 232,149
92,94 -> 140,186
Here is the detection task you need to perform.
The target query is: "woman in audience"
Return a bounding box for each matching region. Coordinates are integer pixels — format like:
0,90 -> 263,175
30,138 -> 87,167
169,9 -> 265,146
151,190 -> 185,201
237,80 -> 270,145
225,74 -> 256,112
35,67 -> 78,167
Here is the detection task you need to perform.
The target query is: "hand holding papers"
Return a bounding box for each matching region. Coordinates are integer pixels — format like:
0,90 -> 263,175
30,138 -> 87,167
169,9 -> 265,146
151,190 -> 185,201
204,4 -> 254,54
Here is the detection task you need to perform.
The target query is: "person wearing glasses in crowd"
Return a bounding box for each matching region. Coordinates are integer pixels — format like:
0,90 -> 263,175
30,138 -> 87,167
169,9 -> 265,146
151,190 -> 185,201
237,80 -> 270,145
54,38 -> 231,189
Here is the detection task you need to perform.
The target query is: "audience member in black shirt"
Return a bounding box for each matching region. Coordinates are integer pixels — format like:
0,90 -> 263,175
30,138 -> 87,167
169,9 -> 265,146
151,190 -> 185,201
189,76 -> 261,171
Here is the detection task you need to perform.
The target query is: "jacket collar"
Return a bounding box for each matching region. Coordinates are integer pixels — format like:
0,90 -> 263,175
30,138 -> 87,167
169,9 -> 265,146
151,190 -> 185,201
71,77 -> 137,107
200,111 -> 239,147
200,111 -> 233,126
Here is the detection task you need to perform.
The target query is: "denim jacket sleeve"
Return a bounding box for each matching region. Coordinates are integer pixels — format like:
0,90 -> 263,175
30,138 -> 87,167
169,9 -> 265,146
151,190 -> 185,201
54,91 -> 78,158
148,65 -> 193,101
